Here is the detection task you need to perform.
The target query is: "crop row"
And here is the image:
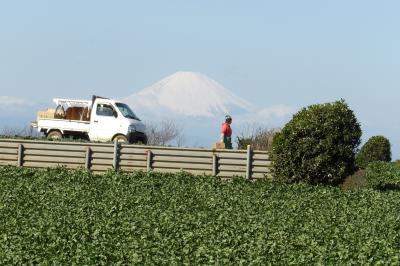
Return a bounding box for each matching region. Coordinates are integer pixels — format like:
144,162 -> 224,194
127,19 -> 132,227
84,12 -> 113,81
0,166 -> 399,264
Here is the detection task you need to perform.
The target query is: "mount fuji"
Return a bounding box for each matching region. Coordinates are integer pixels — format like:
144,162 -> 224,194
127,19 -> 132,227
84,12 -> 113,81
123,71 -> 254,119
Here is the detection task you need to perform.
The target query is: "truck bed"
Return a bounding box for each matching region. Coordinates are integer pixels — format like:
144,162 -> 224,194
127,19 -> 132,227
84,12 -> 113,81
35,118 -> 90,133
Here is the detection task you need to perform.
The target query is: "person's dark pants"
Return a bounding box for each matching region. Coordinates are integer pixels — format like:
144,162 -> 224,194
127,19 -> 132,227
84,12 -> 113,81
223,136 -> 233,149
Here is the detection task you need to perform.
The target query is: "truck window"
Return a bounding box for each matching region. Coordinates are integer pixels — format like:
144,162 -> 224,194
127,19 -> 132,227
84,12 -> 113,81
116,102 -> 140,120
96,104 -> 114,117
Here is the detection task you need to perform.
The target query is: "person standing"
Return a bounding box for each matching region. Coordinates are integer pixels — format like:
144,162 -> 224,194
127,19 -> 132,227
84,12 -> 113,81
220,115 -> 233,149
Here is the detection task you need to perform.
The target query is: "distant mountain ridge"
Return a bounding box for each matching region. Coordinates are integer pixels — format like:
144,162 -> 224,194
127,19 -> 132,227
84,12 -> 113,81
123,71 -> 254,119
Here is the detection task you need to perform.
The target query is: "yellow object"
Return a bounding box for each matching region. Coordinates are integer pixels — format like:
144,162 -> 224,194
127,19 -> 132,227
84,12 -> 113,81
37,108 -> 56,119
213,142 -> 225,149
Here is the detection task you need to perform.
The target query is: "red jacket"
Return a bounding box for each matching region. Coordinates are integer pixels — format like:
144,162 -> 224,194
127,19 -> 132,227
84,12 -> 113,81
221,122 -> 232,136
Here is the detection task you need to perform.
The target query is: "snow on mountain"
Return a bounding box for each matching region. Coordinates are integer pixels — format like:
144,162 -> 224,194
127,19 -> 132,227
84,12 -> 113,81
123,71 -> 254,119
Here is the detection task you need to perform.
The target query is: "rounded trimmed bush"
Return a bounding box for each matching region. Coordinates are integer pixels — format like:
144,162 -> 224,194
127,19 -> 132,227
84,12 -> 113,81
356,136 -> 391,169
271,100 -> 361,185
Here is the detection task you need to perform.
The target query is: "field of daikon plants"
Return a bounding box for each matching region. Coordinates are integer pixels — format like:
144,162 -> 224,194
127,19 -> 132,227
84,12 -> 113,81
0,166 -> 399,264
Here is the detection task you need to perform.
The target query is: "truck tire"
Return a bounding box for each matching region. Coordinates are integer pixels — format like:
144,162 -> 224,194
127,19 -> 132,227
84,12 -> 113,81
47,130 -> 63,141
112,134 -> 128,143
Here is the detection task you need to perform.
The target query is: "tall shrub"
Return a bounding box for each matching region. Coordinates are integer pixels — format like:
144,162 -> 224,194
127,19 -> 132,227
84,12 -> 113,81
271,100 -> 361,184
356,136 -> 391,169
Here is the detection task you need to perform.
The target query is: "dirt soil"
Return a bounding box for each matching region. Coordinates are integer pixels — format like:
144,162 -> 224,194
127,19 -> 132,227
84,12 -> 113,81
340,170 -> 366,190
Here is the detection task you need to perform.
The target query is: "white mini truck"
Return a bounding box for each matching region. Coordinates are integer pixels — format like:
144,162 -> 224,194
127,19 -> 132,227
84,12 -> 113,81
32,96 -> 147,144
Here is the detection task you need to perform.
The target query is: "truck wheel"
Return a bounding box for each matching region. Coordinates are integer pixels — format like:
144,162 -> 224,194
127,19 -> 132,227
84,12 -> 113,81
113,135 -> 128,143
47,131 -> 63,141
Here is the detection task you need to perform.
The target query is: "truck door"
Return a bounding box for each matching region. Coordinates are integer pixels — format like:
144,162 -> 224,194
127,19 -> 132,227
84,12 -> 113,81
88,102 -> 121,141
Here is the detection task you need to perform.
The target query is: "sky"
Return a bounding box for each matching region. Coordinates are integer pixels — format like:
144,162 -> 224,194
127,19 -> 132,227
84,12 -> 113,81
0,1 -> 399,157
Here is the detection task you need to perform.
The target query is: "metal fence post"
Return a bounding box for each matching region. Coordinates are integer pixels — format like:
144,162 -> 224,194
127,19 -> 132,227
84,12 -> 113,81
113,142 -> 119,170
146,150 -> 153,172
85,146 -> 91,170
212,154 -> 218,176
17,144 -> 24,167
246,145 -> 252,179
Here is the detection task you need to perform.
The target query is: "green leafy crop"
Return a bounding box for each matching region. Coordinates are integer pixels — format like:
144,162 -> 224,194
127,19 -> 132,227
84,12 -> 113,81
365,161 -> 400,190
0,167 -> 399,264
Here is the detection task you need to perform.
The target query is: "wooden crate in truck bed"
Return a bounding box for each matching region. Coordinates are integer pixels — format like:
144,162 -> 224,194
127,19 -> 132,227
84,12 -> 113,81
37,108 -> 56,119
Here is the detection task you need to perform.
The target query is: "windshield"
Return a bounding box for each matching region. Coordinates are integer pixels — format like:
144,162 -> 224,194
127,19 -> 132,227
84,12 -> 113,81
115,103 -> 140,120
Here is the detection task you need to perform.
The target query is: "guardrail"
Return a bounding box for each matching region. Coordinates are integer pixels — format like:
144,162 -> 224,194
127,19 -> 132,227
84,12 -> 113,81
0,139 -> 272,179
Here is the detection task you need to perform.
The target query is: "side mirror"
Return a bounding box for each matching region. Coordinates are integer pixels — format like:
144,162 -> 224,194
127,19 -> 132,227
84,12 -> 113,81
113,110 -> 118,118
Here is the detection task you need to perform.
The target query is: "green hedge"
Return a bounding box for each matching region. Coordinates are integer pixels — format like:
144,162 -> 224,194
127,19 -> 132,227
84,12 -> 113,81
1,167 -> 399,264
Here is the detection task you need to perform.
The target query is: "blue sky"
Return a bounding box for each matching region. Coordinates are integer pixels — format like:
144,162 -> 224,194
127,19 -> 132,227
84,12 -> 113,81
1,1 -> 400,156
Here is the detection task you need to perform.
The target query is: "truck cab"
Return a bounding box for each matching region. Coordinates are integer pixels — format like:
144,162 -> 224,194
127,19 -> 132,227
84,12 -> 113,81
33,96 -> 147,144
89,98 -> 147,143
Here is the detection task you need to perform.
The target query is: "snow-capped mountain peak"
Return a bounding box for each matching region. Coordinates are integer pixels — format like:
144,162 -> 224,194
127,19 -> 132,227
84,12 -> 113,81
123,71 -> 253,118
